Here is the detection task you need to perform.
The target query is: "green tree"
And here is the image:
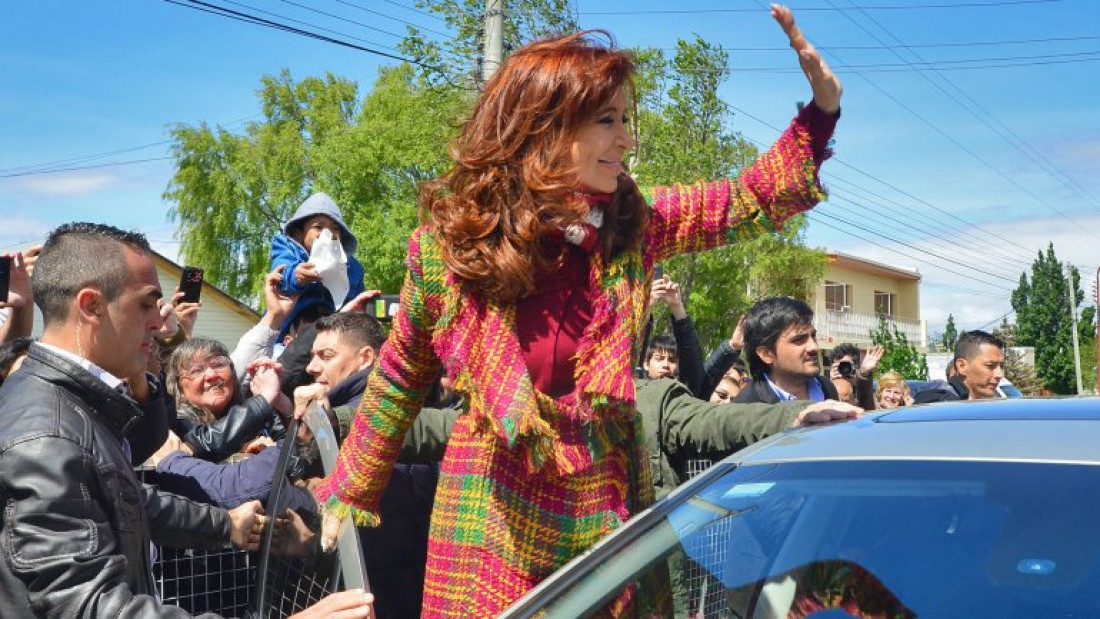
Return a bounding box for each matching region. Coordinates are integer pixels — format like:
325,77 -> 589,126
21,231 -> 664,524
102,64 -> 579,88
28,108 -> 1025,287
398,0 -> 579,88
940,313 -> 958,352
992,319 -> 1044,395
1011,243 -> 1096,394
165,70 -> 359,301
165,67 -> 464,302
631,37 -> 826,350
870,315 -> 928,380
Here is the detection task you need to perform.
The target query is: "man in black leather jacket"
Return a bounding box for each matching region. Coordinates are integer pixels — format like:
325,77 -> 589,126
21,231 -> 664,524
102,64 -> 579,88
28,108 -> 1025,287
0,223 -> 271,618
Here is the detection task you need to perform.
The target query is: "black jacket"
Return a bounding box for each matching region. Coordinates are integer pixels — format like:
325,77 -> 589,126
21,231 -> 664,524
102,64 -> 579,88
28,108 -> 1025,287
700,340 -> 742,401
328,369 -> 443,619
733,373 -> 839,404
670,315 -> 706,398
912,376 -> 967,404
0,344 -> 232,618
178,394 -> 280,462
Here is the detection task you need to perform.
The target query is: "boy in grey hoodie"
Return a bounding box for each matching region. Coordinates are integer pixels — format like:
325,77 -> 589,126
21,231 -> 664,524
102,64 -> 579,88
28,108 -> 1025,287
269,192 -> 365,343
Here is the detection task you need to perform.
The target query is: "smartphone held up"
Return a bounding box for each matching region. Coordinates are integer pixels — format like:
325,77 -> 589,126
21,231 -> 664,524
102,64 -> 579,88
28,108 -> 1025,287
0,256 -> 11,304
179,267 -> 204,304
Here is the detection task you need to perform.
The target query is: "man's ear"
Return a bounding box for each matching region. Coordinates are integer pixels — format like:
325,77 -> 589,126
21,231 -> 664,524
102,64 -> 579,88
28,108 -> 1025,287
755,345 -> 776,366
955,357 -> 969,379
358,346 -> 376,371
75,288 -> 105,325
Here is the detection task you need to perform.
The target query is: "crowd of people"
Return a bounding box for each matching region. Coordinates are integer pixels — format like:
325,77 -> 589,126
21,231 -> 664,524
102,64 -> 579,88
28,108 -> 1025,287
0,4 -> 1017,618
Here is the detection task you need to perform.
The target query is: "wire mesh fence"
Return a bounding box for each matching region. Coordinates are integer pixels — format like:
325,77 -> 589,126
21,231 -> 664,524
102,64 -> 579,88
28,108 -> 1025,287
138,407 -> 366,619
682,458 -> 732,618
154,546 -> 254,617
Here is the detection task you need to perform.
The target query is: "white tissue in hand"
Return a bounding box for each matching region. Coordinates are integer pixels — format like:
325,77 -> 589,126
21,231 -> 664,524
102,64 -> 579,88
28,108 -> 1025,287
308,229 -> 349,308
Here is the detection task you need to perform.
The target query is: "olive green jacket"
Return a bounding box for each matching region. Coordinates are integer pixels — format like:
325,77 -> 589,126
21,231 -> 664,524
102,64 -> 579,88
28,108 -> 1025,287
636,378 -> 811,501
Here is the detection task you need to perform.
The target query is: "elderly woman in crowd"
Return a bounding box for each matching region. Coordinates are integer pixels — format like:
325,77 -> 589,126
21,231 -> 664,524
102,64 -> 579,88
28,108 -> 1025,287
167,337 -> 291,462
875,370 -> 913,409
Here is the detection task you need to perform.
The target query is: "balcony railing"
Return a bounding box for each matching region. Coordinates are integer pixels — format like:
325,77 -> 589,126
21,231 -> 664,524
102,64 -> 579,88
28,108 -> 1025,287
815,309 -> 926,350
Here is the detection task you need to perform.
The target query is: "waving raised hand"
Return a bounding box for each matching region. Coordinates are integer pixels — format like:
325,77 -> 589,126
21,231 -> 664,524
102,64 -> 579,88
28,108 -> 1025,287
772,4 -> 842,114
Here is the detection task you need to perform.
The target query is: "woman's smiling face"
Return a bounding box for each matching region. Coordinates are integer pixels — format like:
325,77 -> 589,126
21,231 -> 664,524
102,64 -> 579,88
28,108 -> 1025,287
179,353 -> 235,416
570,88 -> 634,193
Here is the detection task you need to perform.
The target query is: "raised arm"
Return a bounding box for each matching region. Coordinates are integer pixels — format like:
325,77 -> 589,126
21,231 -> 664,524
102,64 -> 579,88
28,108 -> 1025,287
311,229 -> 443,534
642,4 -> 842,265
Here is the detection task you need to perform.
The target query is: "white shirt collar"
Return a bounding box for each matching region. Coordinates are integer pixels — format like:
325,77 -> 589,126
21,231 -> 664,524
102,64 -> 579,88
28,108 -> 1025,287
38,342 -> 124,390
764,372 -> 825,402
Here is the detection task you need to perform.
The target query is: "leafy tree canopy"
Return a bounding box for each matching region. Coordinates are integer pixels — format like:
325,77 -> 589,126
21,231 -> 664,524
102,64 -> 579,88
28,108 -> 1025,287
1010,243 -> 1096,394
870,314 -> 929,380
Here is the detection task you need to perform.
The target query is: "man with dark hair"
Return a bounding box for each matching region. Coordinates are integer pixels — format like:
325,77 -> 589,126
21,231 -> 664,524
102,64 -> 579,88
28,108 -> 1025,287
734,296 -> 839,404
915,330 -> 1005,403
643,334 -> 681,380
309,312 -> 386,387
0,223 -> 275,616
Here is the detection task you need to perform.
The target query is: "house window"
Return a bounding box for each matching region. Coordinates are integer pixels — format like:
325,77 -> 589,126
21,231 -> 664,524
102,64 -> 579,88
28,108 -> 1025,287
874,291 -> 895,316
825,281 -> 849,311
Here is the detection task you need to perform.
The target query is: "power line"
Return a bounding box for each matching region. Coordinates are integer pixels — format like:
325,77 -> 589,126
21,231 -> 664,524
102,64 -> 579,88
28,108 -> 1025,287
0,140 -> 172,176
0,116 -> 259,178
812,209 -> 1018,285
582,0 -> 1061,15
802,9 -> 1100,244
273,0 -> 404,39
332,0 -> 451,38
163,0 -> 471,89
729,103 -> 1041,261
166,0 -> 414,63
0,157 -> 173,180
380,0 -> 447,23
658,49 -> 1100,74
832,0 -> 1100,214
651,33 -> 1100,52
824,191 -> 1031,279
807,213 -> 1010,294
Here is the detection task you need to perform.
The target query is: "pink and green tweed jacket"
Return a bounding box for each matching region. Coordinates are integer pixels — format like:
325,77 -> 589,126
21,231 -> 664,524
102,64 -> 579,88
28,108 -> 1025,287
314,103 -> 835,617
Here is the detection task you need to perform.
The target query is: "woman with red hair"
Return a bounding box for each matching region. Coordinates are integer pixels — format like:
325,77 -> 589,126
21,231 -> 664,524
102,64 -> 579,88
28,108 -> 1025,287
308,4 -> 845,616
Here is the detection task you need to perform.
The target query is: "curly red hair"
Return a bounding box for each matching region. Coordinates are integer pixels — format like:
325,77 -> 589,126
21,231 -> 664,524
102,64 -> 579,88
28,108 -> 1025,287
422,31 -> 648,303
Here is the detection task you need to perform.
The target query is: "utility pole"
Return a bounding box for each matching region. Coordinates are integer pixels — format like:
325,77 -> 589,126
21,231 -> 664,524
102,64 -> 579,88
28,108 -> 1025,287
1067,263 -> 1083,394
482,0 -> 504,83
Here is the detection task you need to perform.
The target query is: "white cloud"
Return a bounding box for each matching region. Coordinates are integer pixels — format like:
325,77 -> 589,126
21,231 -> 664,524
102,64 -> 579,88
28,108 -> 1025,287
16,172 -> 118,197
0,216 -> 51,252
824,210 -> 1100,336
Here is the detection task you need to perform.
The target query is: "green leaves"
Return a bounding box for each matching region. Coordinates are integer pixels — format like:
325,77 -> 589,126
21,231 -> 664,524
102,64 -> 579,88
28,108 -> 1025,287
165,66 -> 464,305
870,315 -> 929,380
1010,243 -> 1096,394
631,37 -> 825,350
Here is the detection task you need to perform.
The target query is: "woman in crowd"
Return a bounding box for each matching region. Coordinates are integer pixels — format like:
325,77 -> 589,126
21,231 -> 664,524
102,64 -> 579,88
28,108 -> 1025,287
308,4 -> 845,616
167,337 -> 290,461
875,370 -> 914,409
710,363 -> 752,404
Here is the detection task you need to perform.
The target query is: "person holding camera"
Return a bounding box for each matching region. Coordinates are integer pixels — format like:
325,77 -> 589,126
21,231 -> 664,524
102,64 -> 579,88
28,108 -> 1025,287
829,342 -> 882,410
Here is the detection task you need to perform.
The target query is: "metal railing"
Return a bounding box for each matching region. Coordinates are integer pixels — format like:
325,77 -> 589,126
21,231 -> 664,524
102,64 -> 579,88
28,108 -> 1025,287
815,309 -> 926,350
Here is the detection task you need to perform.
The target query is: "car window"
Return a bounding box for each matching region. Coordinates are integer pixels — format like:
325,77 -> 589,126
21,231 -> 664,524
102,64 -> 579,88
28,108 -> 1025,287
516,460 -> 1100,619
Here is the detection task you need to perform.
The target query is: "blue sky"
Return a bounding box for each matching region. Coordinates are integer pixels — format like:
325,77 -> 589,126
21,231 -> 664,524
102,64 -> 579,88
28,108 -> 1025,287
3,0 -> 1099,336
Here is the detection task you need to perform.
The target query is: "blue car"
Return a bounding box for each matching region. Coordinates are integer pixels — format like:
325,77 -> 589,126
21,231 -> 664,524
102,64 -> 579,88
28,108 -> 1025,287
504,398 -> 1100,618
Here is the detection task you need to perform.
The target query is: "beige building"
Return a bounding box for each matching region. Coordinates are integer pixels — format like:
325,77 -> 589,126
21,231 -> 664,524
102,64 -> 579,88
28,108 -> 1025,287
28,251 -> 260,347
809,251 -> 927,352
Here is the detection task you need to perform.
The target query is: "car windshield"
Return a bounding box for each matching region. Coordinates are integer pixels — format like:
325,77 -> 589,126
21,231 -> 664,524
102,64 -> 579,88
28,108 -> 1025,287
526,460 -> 1100,619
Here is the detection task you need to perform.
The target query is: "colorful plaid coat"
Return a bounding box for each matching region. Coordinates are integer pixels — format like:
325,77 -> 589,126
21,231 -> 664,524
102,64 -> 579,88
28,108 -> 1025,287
314,103 -> 834,617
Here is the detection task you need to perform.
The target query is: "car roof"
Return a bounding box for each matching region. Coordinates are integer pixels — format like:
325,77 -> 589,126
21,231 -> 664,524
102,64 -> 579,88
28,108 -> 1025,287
733,397 -> 1100,467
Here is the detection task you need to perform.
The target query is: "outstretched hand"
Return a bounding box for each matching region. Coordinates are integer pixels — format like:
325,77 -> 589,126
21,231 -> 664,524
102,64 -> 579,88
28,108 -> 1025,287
771,4 -> 842,114
793,400 -> 862,426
